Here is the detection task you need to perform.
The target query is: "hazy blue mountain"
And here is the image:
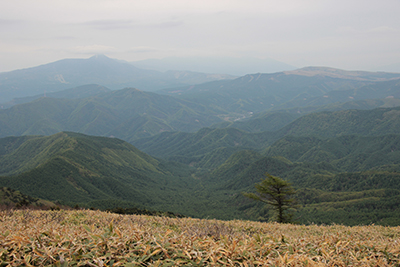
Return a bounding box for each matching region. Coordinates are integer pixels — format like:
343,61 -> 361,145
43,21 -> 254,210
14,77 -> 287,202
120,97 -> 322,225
1,84 -> 110,108
0,55 -> 234,102
211,112 -> 301,132
212,98 -> 400,133
376,62 -> 400,73
158,67 -> 400,115
131,56 -> 297,76
275,78 -> 400,110
0,87 -> 223,141
286,67 -> 400,81
276,106 -> 400,138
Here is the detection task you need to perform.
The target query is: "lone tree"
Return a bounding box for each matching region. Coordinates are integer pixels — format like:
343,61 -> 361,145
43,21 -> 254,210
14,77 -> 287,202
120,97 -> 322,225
243,173 -> 296,223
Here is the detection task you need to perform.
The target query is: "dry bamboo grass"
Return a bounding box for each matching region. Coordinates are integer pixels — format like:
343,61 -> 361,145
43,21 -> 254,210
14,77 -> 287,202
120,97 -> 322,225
0,209 -> 399,266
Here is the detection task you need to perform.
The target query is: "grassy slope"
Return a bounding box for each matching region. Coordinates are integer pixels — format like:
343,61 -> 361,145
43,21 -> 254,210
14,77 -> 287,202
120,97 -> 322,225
1,209 -> 399,266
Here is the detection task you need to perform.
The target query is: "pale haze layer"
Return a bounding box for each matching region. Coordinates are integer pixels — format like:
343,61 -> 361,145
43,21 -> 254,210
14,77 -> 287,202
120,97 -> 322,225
1,0 -> 400,73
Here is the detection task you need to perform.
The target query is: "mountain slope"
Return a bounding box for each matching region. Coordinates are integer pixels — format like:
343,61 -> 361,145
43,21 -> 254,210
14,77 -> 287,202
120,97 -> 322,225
132,127 -> 277,168
132,106 -> 400,168
0,88 -> 224,141
1,84 -> 110,108
208,97 -> 400,134
265,134 -> 400,172
0,55 -> 233,102
159,67 -> 400,114
131,56 -> 296,76
208,151 -> 400,225
276,106 -> 400,138
0,186 -> 54,207
276,78 -> 400,110
0,132 -> 199,212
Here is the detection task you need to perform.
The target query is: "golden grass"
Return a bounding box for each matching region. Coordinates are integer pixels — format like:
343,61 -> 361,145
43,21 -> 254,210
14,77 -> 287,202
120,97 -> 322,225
0,209 -> 399,266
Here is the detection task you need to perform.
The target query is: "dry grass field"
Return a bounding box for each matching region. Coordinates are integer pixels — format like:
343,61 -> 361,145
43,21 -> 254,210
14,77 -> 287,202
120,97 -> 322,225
0,209 -> 399,266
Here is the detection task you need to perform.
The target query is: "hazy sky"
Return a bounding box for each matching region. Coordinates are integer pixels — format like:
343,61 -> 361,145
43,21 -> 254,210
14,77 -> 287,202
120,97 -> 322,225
1,0 -> 400,72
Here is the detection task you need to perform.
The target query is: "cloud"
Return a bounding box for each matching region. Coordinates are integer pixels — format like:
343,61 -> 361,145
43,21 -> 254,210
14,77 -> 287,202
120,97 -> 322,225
82,20 -> 134,30
53,36 -> 76,40
147,20 -> 184,29
0,19 -> 22,25
127,46 -> 160,53
367,26 -> 398,34
81,18 -> 184,31
0,19 -> 25,30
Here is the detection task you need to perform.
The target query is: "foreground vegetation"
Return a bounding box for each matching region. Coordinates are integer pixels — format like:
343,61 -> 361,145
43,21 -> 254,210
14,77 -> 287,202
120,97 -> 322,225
1,209 -> 399,266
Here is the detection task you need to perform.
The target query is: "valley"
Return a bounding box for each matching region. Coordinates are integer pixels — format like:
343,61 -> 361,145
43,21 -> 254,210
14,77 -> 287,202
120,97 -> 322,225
1,56 -> 400,226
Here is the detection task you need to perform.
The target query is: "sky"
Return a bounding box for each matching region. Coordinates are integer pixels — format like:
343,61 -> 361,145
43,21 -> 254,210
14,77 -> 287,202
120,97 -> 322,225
1,0 -> 400,73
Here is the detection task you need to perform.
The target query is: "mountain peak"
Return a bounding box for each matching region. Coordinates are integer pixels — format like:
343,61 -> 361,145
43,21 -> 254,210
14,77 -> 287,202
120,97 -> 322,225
89,54 -> 113,61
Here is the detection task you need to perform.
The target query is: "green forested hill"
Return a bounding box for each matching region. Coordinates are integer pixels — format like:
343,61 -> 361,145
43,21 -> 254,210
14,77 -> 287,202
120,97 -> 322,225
130,103 -> 400,225
0,186 -> 53,207
213,98 -> 400,133
0,132 -> 203,214
0,88 -> 223,141
132,106 -> 400,167
211,112 -> 301,132
265,134 -> 400,172
1,131 -> 400,225
276,106 -> 400,138
132,127 -> 277,168
207,151 -> 400,225
0,132 -> 162,176
275,78 -> 400,110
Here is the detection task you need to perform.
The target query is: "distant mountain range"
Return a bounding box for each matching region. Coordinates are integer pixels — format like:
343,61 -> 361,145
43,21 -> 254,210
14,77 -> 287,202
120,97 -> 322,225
130,56 -> 297,76
1,66 -> 400,143
0,54 -> 234,103
1,84 -> 110,109
158,67 -> 400,114
2,57 -> 400,225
